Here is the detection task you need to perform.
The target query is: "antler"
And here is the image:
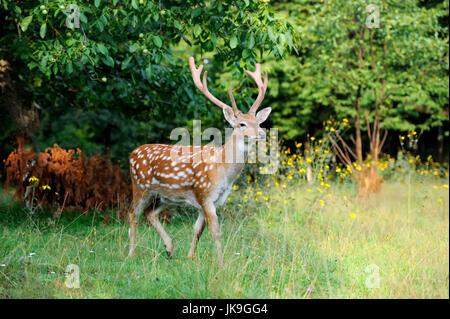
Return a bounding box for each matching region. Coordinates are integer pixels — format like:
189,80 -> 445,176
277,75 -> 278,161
245,63 -> 268,115
189,57 -> 240,115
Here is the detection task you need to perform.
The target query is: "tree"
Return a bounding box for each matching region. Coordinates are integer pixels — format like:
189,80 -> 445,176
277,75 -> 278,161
0,0 -> 297,165
267,0 -> 448,155
266,0 -> 448,193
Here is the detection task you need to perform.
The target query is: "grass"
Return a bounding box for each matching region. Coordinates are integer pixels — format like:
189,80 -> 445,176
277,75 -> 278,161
0,180 -> 448,298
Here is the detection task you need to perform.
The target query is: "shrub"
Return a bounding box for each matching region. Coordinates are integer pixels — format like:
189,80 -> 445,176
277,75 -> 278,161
3,143 -> 130,213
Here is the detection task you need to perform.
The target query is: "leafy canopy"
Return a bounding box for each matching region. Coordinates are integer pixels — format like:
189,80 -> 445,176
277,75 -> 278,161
267,0 -> 448,140
0,0 -> 297,162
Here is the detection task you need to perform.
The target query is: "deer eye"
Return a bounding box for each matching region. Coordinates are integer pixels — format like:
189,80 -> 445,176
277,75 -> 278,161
240,122 -> 247,128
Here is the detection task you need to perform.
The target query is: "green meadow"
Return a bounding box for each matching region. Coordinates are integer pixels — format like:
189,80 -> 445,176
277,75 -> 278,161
0,180 -> 448,299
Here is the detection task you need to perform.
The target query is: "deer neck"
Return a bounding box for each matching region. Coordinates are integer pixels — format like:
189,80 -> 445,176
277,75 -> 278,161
219,129 -> 247,176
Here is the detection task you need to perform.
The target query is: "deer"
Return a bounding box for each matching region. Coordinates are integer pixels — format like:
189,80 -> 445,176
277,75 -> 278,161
127,56 -> 271,266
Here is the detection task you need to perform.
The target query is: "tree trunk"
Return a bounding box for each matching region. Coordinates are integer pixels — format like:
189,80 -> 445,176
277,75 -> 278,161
0,52 -> 40,138
437,126 -> 444,163
355,86 -> 363,164
305,140 -> 313,184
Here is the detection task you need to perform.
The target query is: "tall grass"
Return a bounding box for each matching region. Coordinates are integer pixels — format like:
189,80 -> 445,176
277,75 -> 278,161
0,179 -> 448,298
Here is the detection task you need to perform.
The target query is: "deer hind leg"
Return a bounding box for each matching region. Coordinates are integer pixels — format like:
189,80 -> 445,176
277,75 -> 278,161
128,189 -> 149,257
146,204 -> 173,259
201,201 -> 224,266
187,212 -> 206,258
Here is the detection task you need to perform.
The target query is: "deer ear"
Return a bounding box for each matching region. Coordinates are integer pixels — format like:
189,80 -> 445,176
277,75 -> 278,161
256,107 -> 272,124
223,106 -> 237,126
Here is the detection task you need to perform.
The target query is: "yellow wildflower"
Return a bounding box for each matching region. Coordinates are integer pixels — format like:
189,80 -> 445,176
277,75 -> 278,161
29,176 -> 39,183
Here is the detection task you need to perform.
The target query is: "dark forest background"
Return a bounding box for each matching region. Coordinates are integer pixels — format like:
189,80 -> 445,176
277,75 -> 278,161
0,0 -> 448,178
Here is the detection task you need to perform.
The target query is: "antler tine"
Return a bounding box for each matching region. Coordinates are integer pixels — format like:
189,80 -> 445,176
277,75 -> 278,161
245,63 -> 268,114
189,56 -> 232,111
228,87 -> 240,115
189,57 -> 204,91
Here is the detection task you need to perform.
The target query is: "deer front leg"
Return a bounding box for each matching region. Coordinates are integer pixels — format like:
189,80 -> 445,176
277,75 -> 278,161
201,201 -> 224,266
187,212 -> 206,258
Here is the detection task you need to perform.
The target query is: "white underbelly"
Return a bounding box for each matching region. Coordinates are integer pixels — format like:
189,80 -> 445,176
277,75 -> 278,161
150,188 -> 201,209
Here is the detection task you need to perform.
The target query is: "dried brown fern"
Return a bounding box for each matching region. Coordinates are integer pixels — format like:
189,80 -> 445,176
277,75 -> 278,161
3,144 -> 131,213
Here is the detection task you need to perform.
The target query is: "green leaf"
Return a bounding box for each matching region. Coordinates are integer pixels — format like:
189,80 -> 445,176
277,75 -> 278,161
248,35 -> 255,49
267,27 -> 276,42
97,43 -> 108,56
154,53 -> 161,64
242,49 -> 251,59
129,43 -> 139,53
66,62 -> 73,74
153,36 -> 162,48
191,8 -> 202,18
193,24 -> 202,38
103,56 -> 115,67
230,36 -> 238,49
285,31 -> 293,48
95,0 -> 101,7
131,0 -> 138,9
145,65 -> 152,79
275,45 -> 283,57
40,23 -> 47,39
121,56 -> 132,70
80,13 -> 88,24
173,20 -> 182,30
20,16 -> 33,32
279,34 -> 286,47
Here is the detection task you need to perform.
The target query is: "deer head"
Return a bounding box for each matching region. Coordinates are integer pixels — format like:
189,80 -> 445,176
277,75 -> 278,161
189,57 -> 271,142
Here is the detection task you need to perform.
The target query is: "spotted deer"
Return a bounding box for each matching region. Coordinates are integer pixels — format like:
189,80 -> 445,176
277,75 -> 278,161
128,57 -> 271,265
